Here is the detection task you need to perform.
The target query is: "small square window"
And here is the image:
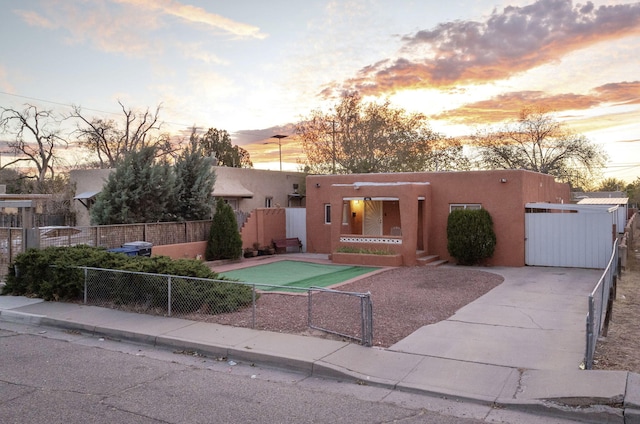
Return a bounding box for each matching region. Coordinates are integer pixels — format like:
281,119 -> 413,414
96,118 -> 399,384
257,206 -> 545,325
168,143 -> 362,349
449,204 -> 482,212
265,197 -> 273,208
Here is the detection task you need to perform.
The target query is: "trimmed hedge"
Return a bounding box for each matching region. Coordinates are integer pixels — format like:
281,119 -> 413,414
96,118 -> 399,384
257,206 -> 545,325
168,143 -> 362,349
447,208 -> 496,266
2,246 -> 253,314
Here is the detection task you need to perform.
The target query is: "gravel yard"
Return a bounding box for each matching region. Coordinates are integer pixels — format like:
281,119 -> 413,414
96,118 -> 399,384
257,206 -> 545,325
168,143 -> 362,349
186,265 -> 504,348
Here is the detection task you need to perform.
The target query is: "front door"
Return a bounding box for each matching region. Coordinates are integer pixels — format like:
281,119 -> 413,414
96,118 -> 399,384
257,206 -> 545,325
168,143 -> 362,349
363,200 -> 383,236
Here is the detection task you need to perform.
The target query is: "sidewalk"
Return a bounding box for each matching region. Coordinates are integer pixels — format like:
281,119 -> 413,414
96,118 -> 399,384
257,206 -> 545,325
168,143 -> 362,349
1,265 -> 638,423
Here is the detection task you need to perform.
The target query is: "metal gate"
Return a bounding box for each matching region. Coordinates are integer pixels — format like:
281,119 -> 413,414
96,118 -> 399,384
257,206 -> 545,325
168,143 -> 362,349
525,203 -> 616,268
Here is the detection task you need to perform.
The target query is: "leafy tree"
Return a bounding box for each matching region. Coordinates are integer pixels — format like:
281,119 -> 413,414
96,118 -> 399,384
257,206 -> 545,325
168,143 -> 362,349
473,107 -> 608,188
206,198 -> 242,261
297,92 -> 468,174
196,127 -> 252,168
172,130 -> 217,221
447,208 -> 496,266
0,104 -> 67,186
71,101 -> 178,169
0,168 -> 29,193
91,146 -> 176,224
596,178 -> 626,192
625,177 -> 640,205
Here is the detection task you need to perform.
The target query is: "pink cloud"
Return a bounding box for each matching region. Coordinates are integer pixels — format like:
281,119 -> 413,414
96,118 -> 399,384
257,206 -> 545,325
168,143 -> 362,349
329,0 -> 640,96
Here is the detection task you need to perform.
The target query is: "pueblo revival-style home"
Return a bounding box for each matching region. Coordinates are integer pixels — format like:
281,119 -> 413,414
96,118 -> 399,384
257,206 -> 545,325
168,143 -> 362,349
305,169 -> 570,267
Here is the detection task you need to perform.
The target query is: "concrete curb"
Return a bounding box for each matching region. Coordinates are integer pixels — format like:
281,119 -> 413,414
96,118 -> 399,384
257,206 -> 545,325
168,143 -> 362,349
0,309 -> 45,325
625,373 -> 640,424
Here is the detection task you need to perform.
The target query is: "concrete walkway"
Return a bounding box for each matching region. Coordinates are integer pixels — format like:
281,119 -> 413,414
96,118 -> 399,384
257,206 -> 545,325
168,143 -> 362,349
1,264 -> 638,423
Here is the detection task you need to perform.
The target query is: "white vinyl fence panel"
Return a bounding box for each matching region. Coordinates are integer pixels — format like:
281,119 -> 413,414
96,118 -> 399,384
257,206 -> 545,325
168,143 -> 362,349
285,208 -> 307,252
525,204 -> 615,268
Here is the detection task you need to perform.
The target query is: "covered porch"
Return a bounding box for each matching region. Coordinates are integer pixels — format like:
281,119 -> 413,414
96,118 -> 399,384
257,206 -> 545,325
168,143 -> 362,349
328,182 -> 436,266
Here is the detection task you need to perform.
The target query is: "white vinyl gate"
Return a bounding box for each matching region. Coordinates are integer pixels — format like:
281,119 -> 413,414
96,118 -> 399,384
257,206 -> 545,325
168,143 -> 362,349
285,208 -> 307,252
525,203 -> 617,268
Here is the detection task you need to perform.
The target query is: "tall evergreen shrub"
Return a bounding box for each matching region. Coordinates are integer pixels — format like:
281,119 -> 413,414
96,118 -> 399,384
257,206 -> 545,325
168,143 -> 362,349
447,208 -> 496,265
172,133 -> 216,221
91,146 -> 175,224
205,198 -> 242,261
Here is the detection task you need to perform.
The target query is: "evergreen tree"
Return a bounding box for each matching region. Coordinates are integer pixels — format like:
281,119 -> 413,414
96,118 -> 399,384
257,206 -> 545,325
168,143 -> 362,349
91,146 -> 176,224
173,132 -> 217,221
205,198 -> 242,260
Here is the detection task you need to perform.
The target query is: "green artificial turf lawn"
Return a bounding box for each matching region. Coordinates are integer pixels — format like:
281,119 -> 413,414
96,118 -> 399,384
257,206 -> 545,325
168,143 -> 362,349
219,260 -> 377,292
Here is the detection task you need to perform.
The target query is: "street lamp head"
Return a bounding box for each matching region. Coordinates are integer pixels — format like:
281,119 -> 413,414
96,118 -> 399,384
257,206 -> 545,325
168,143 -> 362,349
264,135 -> 287,171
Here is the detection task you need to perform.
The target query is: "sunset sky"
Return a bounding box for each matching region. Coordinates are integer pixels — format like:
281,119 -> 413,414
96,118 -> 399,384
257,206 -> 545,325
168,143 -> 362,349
1,0 -> 639,183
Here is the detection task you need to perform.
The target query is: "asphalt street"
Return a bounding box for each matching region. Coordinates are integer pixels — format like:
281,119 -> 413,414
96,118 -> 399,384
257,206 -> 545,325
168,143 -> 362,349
0,321 -> 587,424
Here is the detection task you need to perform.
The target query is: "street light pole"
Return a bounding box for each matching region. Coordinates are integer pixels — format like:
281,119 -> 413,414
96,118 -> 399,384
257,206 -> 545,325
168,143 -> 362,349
270,134 -> 287,171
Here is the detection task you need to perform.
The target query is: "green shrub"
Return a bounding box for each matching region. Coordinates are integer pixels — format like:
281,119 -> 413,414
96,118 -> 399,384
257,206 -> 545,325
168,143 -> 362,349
447,208 -> 496,266
335,246 -> 394,255
3,246 -> 129,300
2,246 -> 254,314
206,198 -> 242,261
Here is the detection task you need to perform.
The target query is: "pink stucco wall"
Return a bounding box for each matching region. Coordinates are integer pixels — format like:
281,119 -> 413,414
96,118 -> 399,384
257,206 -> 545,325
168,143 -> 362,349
240,207 -> 286,249
152,241 -> 207,259
306,169 -> 570,267
148,209 -> 288,260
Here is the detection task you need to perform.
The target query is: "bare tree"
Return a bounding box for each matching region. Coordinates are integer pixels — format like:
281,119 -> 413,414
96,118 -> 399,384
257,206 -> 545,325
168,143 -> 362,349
473,107 -> 608,189
71,101 -> 178,168
297,92 -> 468,174
0,104 -> 67,185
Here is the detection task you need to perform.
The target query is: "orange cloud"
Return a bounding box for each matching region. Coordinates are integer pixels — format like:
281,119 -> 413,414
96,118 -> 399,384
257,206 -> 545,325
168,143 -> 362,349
15,0 -> 266,58
326,0 -> 640,97
13,9 -> 58,29
593,81 -> 640,105
436,81 -> 640,124
115,0 -> 267,39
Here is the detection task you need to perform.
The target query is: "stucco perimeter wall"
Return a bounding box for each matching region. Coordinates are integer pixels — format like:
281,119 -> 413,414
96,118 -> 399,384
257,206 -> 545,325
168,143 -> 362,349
306,170 -> 570,267
240,207 -> 286,249
152,241 -> 207,260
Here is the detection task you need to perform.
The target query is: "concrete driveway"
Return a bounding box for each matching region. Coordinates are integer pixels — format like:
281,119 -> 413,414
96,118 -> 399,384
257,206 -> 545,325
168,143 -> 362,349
388,266 -> 603,370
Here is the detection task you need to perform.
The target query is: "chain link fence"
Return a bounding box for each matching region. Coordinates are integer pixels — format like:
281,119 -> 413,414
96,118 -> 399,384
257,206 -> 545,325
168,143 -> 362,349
309,287 -> 373,346
584,238 -> 620,369
80,267 -> 373,346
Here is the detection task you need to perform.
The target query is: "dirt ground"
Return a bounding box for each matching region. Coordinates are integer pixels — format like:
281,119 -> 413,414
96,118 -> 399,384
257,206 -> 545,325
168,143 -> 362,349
190,266 -> 504,348
593,237 -> 640,373
199,250 -> 640,363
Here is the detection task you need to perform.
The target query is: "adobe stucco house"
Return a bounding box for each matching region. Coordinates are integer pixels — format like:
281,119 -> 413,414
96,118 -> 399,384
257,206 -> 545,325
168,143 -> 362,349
305,169 -> 570,267
70,166 -> 306,227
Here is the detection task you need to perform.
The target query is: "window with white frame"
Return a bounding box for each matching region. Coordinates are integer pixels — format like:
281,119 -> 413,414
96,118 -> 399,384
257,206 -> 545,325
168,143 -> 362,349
449,204 -> 482,212
265,196 -> 273,208
324,204 -> 331,224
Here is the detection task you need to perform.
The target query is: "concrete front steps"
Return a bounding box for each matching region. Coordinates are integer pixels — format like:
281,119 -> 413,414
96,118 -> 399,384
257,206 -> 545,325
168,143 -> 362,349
416,250 -> 448,267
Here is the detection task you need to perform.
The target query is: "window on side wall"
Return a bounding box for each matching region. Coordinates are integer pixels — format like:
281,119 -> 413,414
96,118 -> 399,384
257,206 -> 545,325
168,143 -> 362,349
324,204 -> 331,224
225,198 -> 239,211
449,204 -> 481,212
265,197 -> 273,208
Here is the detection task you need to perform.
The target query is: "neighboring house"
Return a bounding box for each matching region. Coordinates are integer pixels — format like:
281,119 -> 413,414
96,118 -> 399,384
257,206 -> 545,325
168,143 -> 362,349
305,169 -> 570,267
572,191 -> 626,202
70,167 -> 306,227
576,197 -> 629,234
